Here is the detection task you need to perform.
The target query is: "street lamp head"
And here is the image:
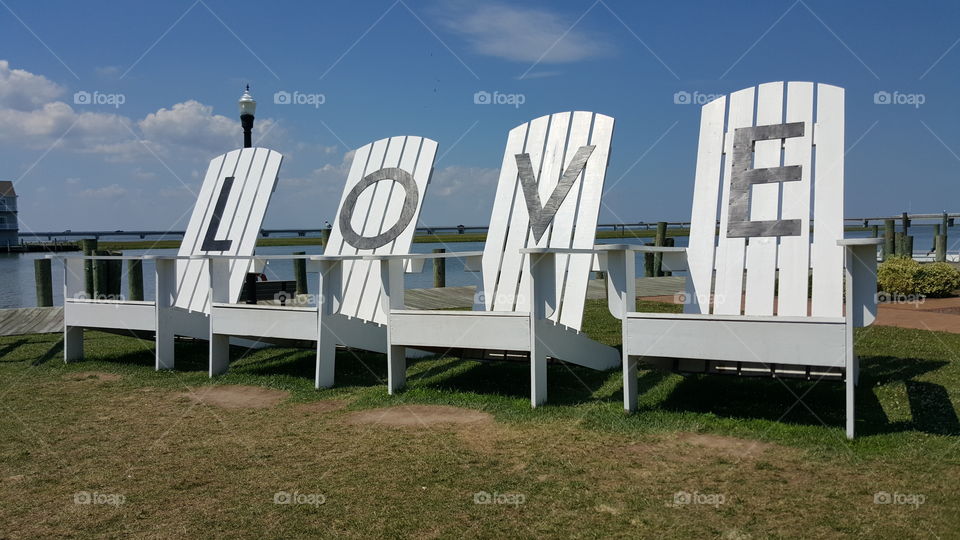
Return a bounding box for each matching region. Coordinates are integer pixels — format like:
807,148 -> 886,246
238,84 -> 256,117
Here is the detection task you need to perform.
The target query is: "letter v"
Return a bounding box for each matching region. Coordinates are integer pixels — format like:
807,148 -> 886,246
515,145 -> 595,243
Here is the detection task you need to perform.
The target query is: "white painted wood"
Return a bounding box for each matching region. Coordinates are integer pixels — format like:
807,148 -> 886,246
175,148 -> 282,313
390,311 -> 530,351
713,87 -> 755,315
623,316 -> 846,367
327,137 -> 437,324
811,84 -> 845,317
743,82 -> 783,316
490,114 -> 550,313
684,97 -> 726,314
480,111 -> 613,330
560,112 -> 614,329
777,82 -> 815,316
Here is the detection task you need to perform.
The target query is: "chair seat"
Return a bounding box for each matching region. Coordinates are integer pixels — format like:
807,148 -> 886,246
623,313 -> 846,368
390,309 -> 530,351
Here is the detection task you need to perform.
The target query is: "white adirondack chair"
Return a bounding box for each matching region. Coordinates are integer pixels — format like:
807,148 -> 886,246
375,111 -> 621,406
207,136 -> 439,385
601,82 -> 880,439
62,147 -> 283,369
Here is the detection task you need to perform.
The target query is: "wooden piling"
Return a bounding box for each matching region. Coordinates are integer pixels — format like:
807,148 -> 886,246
871,225 -> 879,238
905,235 -> 914,259
293,251 -> 308,295
644,243 -> 655,278
883,219 -> 895,261
901,212 -> 910,235
80,238 -> 97,296
433,248 -> 446,288
933,224 -> 941,251
654,221 -> 667,277
107,255 -> 122,298
128,259 -> 144,301
943,212 -> 950,253
93,250 -> 110,299
936,235 -> 947,262
34,258 -> 53,307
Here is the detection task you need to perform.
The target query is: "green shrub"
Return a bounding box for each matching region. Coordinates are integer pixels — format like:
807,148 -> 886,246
916,262 -> 960,297
877,256 -> 960,297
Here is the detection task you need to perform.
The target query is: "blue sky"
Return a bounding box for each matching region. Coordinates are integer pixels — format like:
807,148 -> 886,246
0,0 -> 958,233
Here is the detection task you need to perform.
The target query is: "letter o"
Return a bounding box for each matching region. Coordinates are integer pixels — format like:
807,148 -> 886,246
339,167 -> 419,249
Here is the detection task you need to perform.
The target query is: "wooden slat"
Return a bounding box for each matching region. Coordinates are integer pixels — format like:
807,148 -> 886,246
515,112 -> 572,317
176,150 -> 243,312
684,97 -> 726,315
481,123 -> 528,310
337,138 -> 389,318
559,112 -> 613,329
811,84 -> 845,317
777,82 -> 815,316
743,82 -> 783,316
351,137 -> 407,321
713,87 -> 755,315
489,115 -> 550,312
323,136 -> 437,324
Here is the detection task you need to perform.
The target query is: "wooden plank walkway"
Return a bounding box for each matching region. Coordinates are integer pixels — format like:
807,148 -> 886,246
0,277 -> 688,337
0,307 -> 63,337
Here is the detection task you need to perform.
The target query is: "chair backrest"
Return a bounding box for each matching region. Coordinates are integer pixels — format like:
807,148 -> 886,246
481,111 -> 614,330
175,147 -> 283,312
684,81 -> 844,318
324,136 -> 438,324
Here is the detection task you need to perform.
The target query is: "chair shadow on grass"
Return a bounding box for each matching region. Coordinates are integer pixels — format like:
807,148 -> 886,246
232,345 -> 391,388
652,354 -> 958,437
0,339 -> 29,361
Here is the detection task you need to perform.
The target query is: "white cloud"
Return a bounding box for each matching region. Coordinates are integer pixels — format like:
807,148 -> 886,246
79,183 -> 127,198
434,1 -> 611,63
0,60 -> 64,110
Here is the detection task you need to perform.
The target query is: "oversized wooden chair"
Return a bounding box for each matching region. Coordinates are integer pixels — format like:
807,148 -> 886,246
207,136 -> 439,385
375,111 -> 621,406
600,82 -> 880,438
62,147 -> 283,369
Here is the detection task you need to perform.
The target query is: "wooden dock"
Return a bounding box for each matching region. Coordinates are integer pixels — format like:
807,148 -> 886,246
0,277 -> 687,337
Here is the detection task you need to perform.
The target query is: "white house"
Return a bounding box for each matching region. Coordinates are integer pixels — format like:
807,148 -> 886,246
0,181 -> 17,247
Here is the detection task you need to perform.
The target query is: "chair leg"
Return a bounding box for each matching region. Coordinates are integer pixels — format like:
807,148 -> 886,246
623,354 -> 638,412
155,324 -> 174,370
388,345 -> 406,394
209,334 -> 230,377
64,326 -> 84,363
845,362 -> 856,440
530,351 -> 547,408
315,336 -> 336,389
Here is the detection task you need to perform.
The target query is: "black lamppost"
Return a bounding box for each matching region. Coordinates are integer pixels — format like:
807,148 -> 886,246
238,85 -> 256,148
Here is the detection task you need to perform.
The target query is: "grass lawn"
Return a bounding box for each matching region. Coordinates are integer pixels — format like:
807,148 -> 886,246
0,299 -> 958,537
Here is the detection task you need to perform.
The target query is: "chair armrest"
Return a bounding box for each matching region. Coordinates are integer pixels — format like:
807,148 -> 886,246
841,241 -> 880,327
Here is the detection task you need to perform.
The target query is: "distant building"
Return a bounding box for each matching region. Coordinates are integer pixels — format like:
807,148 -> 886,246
0,181 -> 18,247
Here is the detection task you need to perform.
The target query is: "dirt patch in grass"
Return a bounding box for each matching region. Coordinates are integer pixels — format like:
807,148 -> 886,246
624,432 -> 788,464
342,405 -> 492,427
62,371 -> 122,382
178,385 -> 289,409
676,433 -> 780,458
291,399 -> 348,414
